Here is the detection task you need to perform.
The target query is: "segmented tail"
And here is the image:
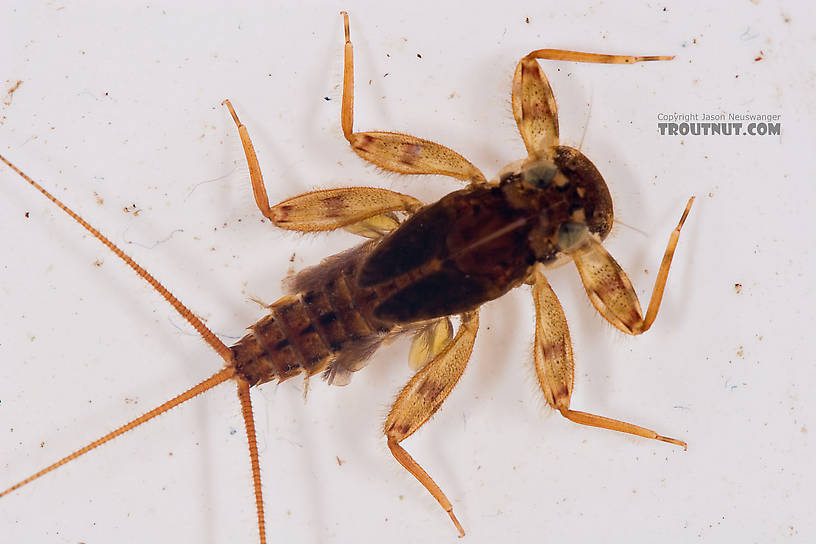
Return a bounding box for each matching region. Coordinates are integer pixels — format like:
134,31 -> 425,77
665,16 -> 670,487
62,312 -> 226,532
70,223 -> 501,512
0,154 -> 268,543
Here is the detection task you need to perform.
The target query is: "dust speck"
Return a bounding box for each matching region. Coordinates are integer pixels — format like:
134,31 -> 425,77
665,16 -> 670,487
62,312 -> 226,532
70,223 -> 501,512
3,80 -> 22,107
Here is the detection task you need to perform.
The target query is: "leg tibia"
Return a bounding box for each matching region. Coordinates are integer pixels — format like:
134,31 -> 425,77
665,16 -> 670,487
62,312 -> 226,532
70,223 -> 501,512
524,49 -> 674,64
384,311 -> 478,536
387,439 -> 465,537
339,13 -> 486,184
559,408 -> 687,450
531,266 -> 685,450
223,99 -> 271,218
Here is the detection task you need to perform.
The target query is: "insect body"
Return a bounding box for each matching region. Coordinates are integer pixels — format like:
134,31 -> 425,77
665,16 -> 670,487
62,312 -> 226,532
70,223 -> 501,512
232,147 -> 612,387
1,12 -> 693,542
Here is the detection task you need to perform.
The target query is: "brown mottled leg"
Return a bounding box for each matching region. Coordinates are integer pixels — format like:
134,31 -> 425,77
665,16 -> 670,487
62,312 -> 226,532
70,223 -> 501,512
572,197 -> 694,335
512,49 -> 673,160
531,265 -> 685,449
269,187 -> 422,233
340,12 -> 486,184
512,55 -> 560,160
384,311 -> 479,537
223,99 -> 422,235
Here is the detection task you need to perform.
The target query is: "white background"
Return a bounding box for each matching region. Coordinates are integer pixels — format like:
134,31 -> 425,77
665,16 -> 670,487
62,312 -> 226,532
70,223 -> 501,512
1,1 -> 813,543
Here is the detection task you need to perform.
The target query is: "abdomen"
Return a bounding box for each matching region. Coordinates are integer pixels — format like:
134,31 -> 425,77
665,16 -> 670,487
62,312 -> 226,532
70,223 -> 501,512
230,242 -> 399,387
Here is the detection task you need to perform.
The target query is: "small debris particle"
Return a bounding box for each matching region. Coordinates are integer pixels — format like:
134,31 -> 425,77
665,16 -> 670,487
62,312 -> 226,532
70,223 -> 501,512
123,203 -> 141,216
735,74 -> 739,78
802,426 -> 808,434
40,441 -> 45,448
124,397 -> 138,404
168,451 -> 173,456
323,96 -> 331,101
289,253 -> 296,263
754,50 -> 764,61
24,211 -> 29,218
525,17 -> 530,24
93,191 -> 104,205
3,80 -> 22,106
336,456 -> 345,466
737,345 -> 744,358
734,283 -> 742,294
93,259 -> 103,267
383,72 -> 389,78
416,53 -> 421,59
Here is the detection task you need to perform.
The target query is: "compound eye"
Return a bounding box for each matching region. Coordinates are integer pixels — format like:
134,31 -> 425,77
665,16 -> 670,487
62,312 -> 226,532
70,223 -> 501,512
557,221 -> 589,251
522,163 -> 557,189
